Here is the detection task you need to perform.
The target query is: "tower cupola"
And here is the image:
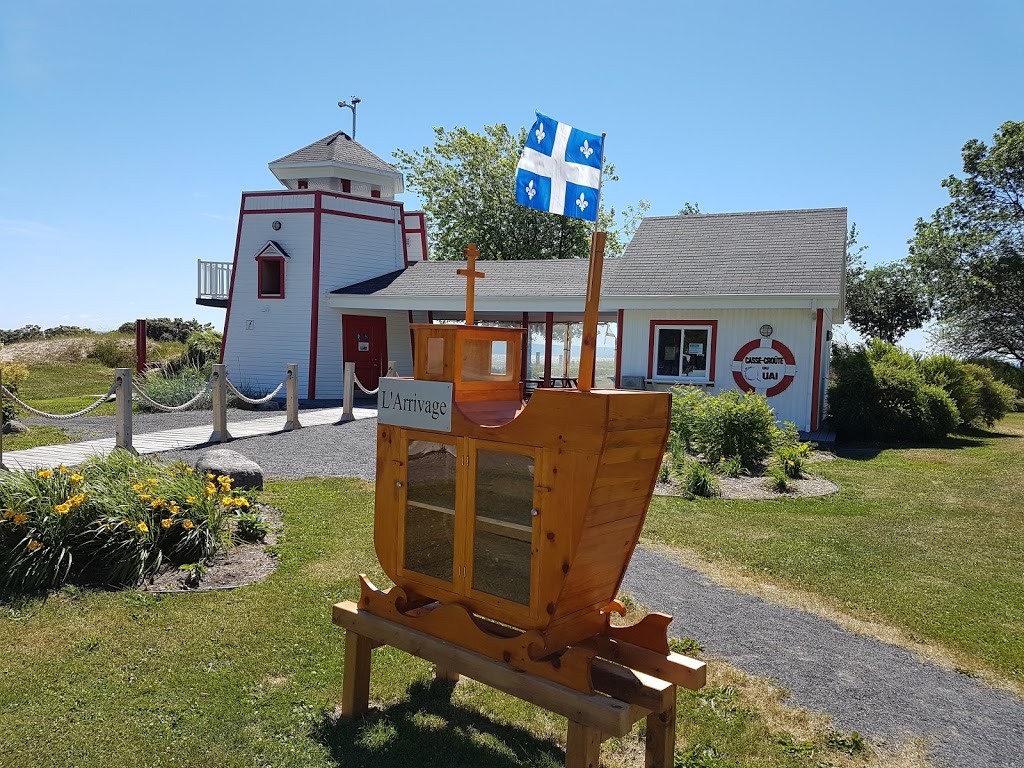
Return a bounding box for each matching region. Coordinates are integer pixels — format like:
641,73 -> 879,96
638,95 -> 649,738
268,131 -> 404,199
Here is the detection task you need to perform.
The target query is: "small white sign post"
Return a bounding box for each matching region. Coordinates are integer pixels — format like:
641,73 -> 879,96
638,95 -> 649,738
377,378 -> 454,433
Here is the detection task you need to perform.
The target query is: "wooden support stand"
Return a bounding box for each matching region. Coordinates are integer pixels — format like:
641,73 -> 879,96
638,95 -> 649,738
333,600 -> 681,768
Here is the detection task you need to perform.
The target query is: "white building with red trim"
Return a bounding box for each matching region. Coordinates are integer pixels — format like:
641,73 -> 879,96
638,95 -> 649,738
205,131 -> 845,433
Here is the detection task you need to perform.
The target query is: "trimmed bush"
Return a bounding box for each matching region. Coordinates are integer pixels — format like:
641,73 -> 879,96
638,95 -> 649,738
690,389 -> 776,468
964,364 -> 1016,426
88,337 -> 135,368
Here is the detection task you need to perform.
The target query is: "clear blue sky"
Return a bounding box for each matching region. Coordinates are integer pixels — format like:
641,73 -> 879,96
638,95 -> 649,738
2,1 -> 1021,351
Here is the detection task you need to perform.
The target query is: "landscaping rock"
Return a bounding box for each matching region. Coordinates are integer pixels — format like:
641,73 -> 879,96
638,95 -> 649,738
1,419 -> 28,435
195,448 -> 264,490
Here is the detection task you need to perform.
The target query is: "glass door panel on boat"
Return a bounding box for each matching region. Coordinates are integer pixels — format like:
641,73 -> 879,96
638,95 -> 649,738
402,439 -> 458,584
470,447 -> 536,606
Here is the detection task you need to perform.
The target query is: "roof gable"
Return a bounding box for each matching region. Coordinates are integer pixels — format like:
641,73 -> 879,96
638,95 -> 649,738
270,131 -> 398,175
254,240 -> 290,260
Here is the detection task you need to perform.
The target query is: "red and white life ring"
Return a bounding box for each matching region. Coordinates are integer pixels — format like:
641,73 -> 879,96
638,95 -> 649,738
731,338 -> 797,397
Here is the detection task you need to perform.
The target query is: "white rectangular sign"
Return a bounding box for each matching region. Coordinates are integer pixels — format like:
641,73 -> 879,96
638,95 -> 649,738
377,378 -> 453,432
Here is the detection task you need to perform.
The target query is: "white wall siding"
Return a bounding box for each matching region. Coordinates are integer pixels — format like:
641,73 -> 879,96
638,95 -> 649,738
314,310 -> 414,399
320,193 -> 403,221
244,193 -> 315,211
620,307 -> 836,430
403,212 -> 427,262
222,211 -> 315,398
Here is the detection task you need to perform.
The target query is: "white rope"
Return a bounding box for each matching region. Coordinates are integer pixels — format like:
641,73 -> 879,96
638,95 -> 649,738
1,384 -> 117,420
131,380 -> 212,412
353,373 -> 379,395
224,378 -> 284,405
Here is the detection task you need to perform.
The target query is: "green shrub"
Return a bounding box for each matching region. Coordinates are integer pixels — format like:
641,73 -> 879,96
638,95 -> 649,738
0,454 -> 255,592
235,511 -> 270,542
119,318 -> 213,344
1,362 -> 29,424
158,330 -> 223,377
764,467 -> 790,493
658,455 -> 672,484
967,358 -> 1024,397
675,460 -> 720,498
137,367 -> 211,411
691,390 -> 776,468
919,355 -> 983,427
43,325 -> 95,339
88,337 -> 135,369
963,364 -> 1016,426
714,455 -> 743,477
670,385 -> 706,453
775,446 -> 804,479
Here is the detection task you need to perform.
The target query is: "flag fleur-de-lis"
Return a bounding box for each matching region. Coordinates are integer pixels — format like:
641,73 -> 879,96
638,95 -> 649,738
580,139 -> 593,159
535,123 -> 546,143
575,193 -> 588,212
525,180 -> 537,200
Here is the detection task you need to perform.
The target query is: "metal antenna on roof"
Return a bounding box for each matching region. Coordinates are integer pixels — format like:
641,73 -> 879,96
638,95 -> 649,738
338,97 -> 361,139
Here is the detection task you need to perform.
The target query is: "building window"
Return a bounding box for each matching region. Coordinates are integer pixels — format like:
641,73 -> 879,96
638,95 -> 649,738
297,179 -> 308,189
371,188 -> 381,199
649,322 -> 716,382
258,257 -> 285,298
341,179 -> 352,193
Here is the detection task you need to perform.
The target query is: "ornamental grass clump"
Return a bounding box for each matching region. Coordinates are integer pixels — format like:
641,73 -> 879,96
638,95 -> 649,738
675,460 -> 721,498
0,452 -> 257,592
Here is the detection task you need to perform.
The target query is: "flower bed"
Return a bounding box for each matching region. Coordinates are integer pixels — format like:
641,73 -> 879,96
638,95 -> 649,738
0,452 -> 258,592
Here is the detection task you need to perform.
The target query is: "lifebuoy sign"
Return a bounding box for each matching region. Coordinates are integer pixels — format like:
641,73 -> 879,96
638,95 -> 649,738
731,338 -> 797,397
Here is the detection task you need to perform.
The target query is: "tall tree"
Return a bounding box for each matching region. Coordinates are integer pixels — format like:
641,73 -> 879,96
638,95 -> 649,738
845,223 -> 930,343
909,120 -> 1024,362
393,124 -> 649,261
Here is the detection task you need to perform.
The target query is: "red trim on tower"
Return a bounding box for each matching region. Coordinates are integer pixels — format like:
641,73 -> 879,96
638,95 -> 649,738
319,209 -> 395,224
810,308 -> 825,432
308,192 -> 323,399
242,208 -> 316,215
400,205 -> 410,269
614,309 -> 624,388
647,319 -> 719,382
244,188 -> 403,208
219,195 -> 247,364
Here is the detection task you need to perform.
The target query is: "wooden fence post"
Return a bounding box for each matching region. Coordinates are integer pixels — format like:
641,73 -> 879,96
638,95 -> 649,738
340,362 -> 355,423
283,364 -> 301,431
209,364 -> 232,443
114,368 -> 137,454
135,319 -> 147,375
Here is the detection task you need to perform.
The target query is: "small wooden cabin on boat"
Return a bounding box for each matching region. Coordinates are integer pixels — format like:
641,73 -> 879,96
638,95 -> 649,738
204,128 -> 846,432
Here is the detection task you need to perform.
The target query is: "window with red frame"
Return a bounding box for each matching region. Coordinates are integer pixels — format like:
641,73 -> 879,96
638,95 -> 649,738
258,257 -> 285,298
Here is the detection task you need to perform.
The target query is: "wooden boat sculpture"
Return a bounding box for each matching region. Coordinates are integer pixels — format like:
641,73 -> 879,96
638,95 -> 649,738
359,239 -> 705,694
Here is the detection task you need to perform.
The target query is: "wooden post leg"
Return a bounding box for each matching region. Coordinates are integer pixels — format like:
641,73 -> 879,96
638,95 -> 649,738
341,629 -> 373,718
566,720 -> 602,768
644,688 -> 677,768
433,663 -> 460,683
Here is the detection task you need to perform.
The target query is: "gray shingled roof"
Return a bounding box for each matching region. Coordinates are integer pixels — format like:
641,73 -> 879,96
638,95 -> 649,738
332,260 -> 590,298
270,131 -> 398,174
605,208 -> 847,296
331,208 -> 847,299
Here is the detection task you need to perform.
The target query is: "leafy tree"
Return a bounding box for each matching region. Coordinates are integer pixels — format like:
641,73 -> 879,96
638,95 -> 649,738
844,224 -> 929,343
393,124 -> 649,261
909,120 -> 1024,363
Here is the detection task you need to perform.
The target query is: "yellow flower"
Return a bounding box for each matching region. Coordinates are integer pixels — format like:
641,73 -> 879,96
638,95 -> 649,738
161,519 -> 172,529
27,540 -> 42,552
2,509 -> 14,520
186,467 -> 194,474
69,493 -> 87,507
54,503 -> 71,515
787,460 -> 795,466
233,497 -> 249,509
58,465 -> 68,474
13,513 -> 28,526
139,494 -> 151,502
206,473 -> 215,480
182,520 -> 194,530
148,478 -> 158,487
185,496 -> 196,504
150,498 -> 166,509
169,503 -> 180,514
37,470 -> 53,479
132,482 -> 144,492
137,521 -> 149,533
221,496 -> 232,506
70,474 -> 84,485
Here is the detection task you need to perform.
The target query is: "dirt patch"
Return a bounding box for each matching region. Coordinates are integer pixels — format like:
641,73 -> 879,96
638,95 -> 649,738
656,472 -> 839,500
140,504 -> 281,593
0,337 -> 96,364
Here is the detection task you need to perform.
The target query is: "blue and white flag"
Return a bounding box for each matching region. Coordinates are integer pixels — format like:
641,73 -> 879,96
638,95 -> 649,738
515,113 -> 603,222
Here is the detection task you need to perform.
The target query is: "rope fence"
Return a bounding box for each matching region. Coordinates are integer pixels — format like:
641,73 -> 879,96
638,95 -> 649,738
224,378 -> 285,406
0,384 -> 117,420
131,379 -> 213,413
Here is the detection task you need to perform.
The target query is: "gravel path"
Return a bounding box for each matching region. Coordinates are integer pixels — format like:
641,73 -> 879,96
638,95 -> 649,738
623,548 -> 1024,768
69,415 -> 1023,767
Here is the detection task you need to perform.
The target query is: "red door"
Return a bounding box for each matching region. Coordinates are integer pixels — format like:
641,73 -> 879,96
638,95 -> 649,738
343,315 -> 389,392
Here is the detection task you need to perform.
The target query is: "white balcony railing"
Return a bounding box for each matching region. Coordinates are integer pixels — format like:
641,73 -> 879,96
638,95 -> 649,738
197,260 -> 232,302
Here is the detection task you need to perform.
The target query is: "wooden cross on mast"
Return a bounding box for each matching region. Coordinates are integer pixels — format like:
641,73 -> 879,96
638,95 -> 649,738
457,243 -> 485,325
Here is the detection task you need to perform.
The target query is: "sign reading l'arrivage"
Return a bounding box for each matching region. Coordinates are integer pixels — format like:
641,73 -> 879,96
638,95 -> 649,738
377,378 -> 454,433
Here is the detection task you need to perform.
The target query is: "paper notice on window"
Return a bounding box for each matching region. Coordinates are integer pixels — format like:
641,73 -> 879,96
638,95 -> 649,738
687,343 -> 704,354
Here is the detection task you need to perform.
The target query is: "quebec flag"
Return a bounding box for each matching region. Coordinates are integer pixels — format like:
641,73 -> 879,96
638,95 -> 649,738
515,112 -> 603,222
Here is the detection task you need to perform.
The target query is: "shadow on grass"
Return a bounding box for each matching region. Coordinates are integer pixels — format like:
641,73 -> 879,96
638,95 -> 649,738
832,432 -> 997,460
314,678 -> 566,768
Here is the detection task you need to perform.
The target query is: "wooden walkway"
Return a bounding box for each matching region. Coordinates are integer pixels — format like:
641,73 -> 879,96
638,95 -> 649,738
1,406 -> 377,472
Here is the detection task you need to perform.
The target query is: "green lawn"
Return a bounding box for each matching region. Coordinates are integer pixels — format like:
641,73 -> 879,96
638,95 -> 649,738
642,412 -> 1024,689
0,479 -> 878,768
14,360 -> 123,417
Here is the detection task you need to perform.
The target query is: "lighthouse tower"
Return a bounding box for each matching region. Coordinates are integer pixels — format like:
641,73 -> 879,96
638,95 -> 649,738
220,130 -> 428,401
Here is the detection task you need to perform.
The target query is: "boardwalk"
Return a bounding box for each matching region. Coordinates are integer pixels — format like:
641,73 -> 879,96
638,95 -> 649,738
1,406 -> 377,471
